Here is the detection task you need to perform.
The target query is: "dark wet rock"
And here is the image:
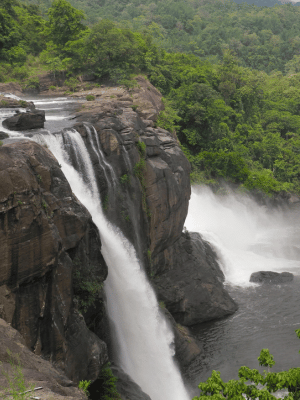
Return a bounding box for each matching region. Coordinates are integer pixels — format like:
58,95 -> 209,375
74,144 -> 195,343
3,109 -> 45,131
250,271 -> 294,284
162,307 -> 202,368
0,141 -> 108,382
153,232 -> 238,326
111,365 -> 152,400
0,131 -> 9,140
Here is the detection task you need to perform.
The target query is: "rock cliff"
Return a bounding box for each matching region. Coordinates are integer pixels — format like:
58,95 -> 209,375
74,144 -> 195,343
72,77 -> 237,331
0,140 -> 108,382
0,77 -> 237,393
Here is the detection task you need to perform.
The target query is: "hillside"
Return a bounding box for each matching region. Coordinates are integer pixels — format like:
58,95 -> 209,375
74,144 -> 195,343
1,0 -> 300,195
23,0 -> 300,73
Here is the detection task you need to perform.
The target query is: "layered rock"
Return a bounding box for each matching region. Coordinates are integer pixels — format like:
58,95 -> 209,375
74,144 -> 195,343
0,140 -> 108,382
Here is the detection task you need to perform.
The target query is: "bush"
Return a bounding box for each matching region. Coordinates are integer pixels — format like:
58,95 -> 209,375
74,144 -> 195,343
65,77 -> 79,92
194,330 -> 300,400
86,94 -> 95,101
0,350 -> 33,400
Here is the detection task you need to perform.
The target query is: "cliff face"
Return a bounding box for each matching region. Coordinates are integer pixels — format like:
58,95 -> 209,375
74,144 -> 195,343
74,77 -> 191,277
71,77 -> 237,336
0,77 -> 237,389
0,141 -> 108,382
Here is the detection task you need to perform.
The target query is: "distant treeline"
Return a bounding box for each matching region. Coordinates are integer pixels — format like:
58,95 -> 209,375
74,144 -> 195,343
2,0 -> 300,195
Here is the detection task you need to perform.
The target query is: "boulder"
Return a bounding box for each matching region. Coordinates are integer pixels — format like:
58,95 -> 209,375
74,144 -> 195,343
152,232 -> 238,326
3,109 -> 45,131
0,131 -> 9,140
250,271 -> 294,284
0,140 -> 108,382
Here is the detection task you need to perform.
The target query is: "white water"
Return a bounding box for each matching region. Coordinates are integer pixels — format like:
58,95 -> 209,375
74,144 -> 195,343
38,130 -> 189,400
186,186 -> 300,286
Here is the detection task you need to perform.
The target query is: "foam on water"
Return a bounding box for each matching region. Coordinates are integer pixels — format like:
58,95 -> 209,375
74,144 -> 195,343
185,186 -> 300,286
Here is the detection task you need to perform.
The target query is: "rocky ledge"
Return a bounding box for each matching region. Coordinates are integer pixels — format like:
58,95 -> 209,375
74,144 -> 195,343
250,271 -> 294,284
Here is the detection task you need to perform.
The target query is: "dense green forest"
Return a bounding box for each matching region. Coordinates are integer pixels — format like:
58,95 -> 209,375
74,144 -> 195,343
2,0 -> 300,195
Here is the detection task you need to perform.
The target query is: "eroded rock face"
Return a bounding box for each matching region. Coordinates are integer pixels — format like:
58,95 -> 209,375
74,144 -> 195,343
73,80 -> 237,330
75,103 -> 190,275
152,232 -> 238,326
250,271 -> 294,284
3,110 -> 45,131
0,318 -> 85,400
0,141 -> 108,382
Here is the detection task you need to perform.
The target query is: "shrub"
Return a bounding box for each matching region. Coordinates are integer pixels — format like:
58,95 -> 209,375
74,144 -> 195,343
65,77 -> 79,92
86,94 -> 95,101
73,258 -> 103,313
194,330 -> 300,400
78,380 -> 91,398
131,104 -> 138,111
0,350 -> 33,400
120,174 -> 130,185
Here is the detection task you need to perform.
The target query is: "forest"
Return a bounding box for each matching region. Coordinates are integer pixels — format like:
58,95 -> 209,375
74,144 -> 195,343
2,0 -> 300,195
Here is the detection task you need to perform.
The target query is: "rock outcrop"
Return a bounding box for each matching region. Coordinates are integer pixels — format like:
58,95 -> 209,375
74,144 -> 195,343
0,95 -> 35,110
3,109 -> 45,131
250,271 -> 294,284
0,140 -> 108,382
153,232 -> 238,326
0,318 -> 85,400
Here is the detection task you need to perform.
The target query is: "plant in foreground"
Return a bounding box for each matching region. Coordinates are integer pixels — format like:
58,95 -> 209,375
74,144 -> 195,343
193,329 -> 300,400
0,350 -> 33,400
78,380 -> 91,398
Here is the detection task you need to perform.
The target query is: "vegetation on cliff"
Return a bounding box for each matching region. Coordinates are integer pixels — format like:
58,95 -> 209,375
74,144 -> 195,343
2,0 -> 300,195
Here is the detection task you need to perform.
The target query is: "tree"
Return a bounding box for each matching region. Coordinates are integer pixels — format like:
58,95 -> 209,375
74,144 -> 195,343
47,0 -> 87,47
193,329 -> 300,400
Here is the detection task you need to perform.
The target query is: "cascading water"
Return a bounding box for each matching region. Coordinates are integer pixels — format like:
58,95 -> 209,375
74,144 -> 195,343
185,185 -> 300,389
37,130 -> 189,400
185,186 -> 300,286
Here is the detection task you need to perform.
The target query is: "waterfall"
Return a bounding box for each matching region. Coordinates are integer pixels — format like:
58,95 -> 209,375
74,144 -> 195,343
185,186 -> 300,286
38,130 -> 189,400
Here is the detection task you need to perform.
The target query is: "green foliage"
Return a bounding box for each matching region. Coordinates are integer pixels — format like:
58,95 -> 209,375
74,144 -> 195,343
120,174 -> 130,185
194,330 -> 300,400
23,76 -> 40,90
47,0 -> 87,48
131,104 -> 138,111
73,258 -> 103,313
156,98 -> 181,134
86,94 -> 95,101
78,380 -> 91,398
97,363 -> 121,400
0,350 -> 33,400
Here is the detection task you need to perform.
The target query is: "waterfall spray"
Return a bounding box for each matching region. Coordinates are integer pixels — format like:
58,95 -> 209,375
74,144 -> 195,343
37,130 -> 189,400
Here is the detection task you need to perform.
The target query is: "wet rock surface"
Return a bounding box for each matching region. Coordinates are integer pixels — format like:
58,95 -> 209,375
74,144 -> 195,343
153,232 -> 238,326
250,271 -> 294,284
3,109 -> 45,131
0,140 -> 108,382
